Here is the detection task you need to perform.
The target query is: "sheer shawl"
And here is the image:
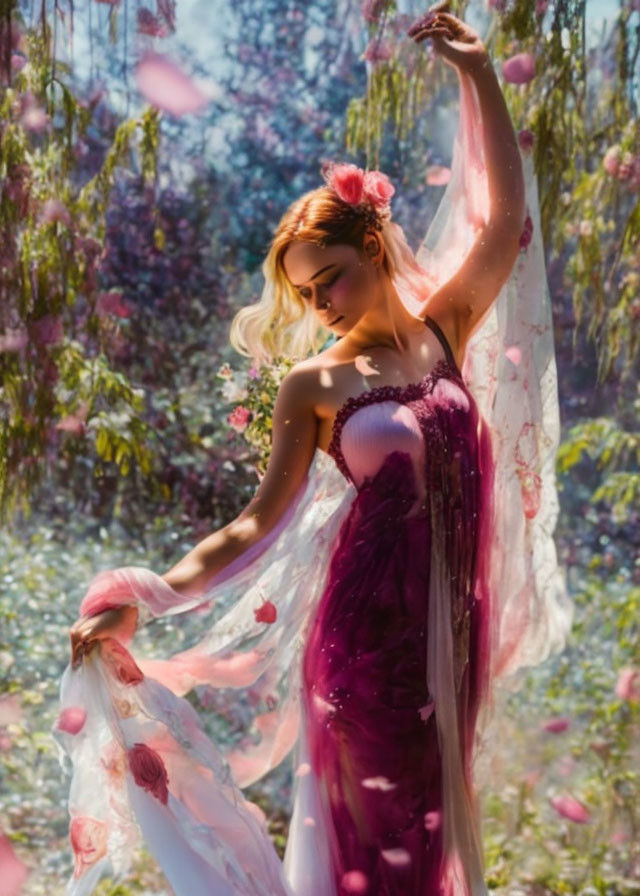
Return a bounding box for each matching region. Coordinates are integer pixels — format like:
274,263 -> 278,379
53,69 -> 572,896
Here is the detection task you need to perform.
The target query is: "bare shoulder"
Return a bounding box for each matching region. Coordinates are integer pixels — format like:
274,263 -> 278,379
282,349 -> 347,411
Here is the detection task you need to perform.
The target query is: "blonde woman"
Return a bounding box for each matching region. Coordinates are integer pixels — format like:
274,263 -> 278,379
61,7 -> 571,896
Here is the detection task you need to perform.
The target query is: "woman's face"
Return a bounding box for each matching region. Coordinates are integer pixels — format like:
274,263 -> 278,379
282,240 -> 378,336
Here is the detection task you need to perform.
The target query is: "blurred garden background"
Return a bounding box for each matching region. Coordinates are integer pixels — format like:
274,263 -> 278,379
0,0 -> 639,892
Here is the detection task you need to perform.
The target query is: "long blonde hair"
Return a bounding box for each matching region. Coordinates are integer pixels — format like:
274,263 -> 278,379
229,184 -> 435,365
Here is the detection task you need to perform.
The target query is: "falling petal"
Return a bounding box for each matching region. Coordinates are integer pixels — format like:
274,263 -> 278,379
502,52 -> 535,84
381,847 -> 411,867
426,165 -> 451,186
341,870 -> 368,893
549,794 -> 590,824
354,354 -> 379,377
0,696 -> 22,726
0,832 -> 29,896
424,809 -> 442,831
136,51 -> 210,116
361,776 -> 397,791
56,706 -> 87,735
505,345 -> 522,366
295,762 -> 311,777
303,816 -> 316,827
542,716 -> 570,733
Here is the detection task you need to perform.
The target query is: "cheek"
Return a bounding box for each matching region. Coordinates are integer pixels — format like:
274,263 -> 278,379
329,271 -> 357,305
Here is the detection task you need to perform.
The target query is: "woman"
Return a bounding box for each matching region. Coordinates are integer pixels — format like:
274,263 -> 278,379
60,8 -> 571,896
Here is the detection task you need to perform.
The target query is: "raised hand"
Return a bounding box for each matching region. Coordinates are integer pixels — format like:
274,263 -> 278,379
407,4 -> 489,76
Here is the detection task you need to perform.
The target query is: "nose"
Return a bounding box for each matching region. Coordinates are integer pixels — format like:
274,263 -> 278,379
312,287 -> 331,312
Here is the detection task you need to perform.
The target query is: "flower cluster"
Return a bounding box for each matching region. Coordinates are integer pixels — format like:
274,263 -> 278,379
321,161 -> 395,231
602,145 -> 640,192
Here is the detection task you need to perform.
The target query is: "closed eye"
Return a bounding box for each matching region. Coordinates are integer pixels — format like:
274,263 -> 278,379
299,270 -> 342,300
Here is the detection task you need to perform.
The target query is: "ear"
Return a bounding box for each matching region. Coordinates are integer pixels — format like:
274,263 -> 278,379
363,230 -> 382,262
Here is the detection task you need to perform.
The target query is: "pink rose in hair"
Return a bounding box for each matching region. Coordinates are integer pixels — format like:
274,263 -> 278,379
128,742 -> 169,805
69,816 -> 108,878
327,163 -> 365,205
362,170 -> 395,208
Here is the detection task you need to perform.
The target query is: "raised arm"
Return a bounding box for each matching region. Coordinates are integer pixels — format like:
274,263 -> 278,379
69,363 -> 319,664
409,8 -> 527,348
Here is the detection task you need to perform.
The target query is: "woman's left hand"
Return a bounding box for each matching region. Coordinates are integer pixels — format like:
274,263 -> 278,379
407,5 -> 489,77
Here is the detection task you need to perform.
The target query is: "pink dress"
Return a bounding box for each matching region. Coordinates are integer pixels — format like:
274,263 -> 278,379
301,315 -> 495,894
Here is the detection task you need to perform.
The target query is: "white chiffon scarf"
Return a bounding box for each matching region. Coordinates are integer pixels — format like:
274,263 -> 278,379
53,70 -> 572,896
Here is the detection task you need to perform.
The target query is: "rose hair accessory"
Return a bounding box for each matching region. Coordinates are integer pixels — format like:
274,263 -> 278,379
321,161 -> 395,231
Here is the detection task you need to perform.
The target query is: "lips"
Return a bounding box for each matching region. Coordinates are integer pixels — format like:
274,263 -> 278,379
328,315 -> 343,326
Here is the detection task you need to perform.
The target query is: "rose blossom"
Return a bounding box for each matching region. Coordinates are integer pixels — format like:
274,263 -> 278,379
127,742 -> 169,804
227,405 -> 251,433
362,170 -> 395,208
602,145 -> 621,177
326,163 -> 365,205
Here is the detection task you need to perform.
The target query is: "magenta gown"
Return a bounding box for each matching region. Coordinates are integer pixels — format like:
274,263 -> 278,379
301,315 -> 494,895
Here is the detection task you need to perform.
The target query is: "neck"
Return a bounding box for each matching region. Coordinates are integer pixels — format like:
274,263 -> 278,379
342,278 -> 423,354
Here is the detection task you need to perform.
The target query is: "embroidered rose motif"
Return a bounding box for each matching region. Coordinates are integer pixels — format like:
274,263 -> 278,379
56,706 -> 87,735
69,816 -> 108,878
253,599 -> 277,624
127,742 -> 169,805
516,466 -> 542,519
101,638 -> 144,686
100,739 -> 127,785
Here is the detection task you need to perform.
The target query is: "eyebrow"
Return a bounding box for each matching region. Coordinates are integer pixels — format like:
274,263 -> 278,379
292,263 -> 338,288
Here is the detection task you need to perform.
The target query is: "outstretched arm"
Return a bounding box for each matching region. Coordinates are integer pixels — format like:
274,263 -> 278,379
69,363 -> 319,665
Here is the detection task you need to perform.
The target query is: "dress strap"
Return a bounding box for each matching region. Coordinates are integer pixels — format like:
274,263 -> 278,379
424,314 -> 457,370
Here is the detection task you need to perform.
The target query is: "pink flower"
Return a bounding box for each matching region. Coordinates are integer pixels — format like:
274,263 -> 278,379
101,638 -> 144,686
254,599 -> 277,624
0,329 -> 27,353
363,38 -> 393,65
326,163 -> 365,205
38,198 -> 71,227
217,362 -> 233,380
0,831 -> 29,896
227,405 -> 251,433
96,291 -> 132,318
362,170 -> 395,208
69,816 -> 108,878
518,128 -> 535,151
542,716 -> 570,733
361,0 -> 385,23
549,794 -> 590,824
615,667 -> 640,701
20,93 -> 49,132
247,365 -> 260,379
56,706 -> 87,735
519,213 -> 533,249
128,742 -> 169,805
535,0 -> 549,15
30,315 -> 63,346
617,150 -> 634,181
502,52 -> 535,84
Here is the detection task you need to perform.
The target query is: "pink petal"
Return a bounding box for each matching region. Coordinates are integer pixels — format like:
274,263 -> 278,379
542,716 -> 570,733
0,696 -> 22,726
424,809 -> 442,831
549,794 -> 590,823
505,345 -> 522,366
502,52 -> 536,84
426,165 -> 451,186
56,706 -> 87,735
136,51 -> 209,116
361,776 -> 397,791
0,832 -> 29,896
615,667 -> 640,701
381,847 -> 411,867
341,871 -> 368,894
295,762 -> 311,777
